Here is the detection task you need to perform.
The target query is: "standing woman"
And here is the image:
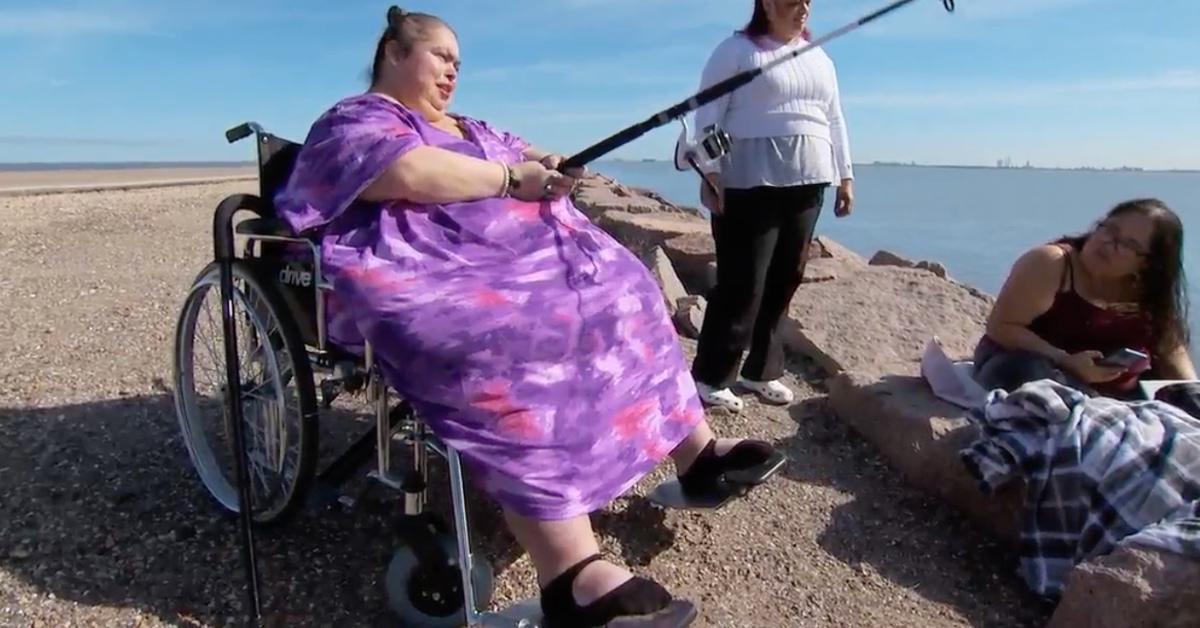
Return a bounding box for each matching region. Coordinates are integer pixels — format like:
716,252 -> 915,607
691,0 -> 855,412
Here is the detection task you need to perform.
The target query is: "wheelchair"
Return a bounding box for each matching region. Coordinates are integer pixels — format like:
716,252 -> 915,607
172,121 -> 781,627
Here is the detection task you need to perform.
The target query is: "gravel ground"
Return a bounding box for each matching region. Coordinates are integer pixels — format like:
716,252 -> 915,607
0,166 -> 255,192
0,182 -> 1053,627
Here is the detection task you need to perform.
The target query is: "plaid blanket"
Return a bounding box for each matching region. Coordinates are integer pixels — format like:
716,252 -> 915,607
961,380 -> 1200,598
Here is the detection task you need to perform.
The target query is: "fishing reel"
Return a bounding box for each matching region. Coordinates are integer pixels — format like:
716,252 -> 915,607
673,118 -> 731,200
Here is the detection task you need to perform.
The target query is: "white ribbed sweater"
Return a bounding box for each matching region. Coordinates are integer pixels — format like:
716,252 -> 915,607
693,32 -> 853,181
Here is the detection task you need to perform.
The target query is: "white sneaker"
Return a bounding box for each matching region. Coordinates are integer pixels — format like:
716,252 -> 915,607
737,378 -> 794,405
695,382 -> 744,413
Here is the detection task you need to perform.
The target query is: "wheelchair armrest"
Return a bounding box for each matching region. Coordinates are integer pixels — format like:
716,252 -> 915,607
235,217 -> 297,237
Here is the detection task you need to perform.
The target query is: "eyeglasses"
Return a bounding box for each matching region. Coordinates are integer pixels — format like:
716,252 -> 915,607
1096,221 -> 1149,257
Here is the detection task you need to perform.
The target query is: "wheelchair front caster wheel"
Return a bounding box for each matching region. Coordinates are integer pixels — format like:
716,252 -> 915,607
385,534 -> 495,627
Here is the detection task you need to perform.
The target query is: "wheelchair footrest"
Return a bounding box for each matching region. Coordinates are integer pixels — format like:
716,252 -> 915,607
480,599 -> 542,627
606,600 -> 698,628
305,402 -> 413,511
648,451 -> 786,511
479,599 -> 698,628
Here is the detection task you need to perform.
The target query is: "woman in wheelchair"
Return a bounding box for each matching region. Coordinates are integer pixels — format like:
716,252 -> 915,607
273,7 -> 784,627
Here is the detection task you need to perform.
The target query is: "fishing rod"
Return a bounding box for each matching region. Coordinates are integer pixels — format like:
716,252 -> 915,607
558,0 -> 957,173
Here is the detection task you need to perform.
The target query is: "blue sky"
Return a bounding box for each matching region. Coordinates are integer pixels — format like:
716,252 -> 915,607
1,0 -> 1197,169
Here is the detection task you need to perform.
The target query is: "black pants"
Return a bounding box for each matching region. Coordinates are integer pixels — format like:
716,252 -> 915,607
691,183 -> 826,388
972,335 -> 1096,395
972,336 -> 1200,417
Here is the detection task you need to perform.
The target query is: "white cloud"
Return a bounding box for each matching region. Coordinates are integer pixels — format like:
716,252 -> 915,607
559,0 -> 716,8
469,63 -> 693,87
846,70 -> 1200,108
467,44 -> 704,87
478,97 -> 678,124
0,8 -> 153,36
842,0 -> 1103,40
958,0 -> 1101,20
561,0 -> 623,7
0,135 -> 165,147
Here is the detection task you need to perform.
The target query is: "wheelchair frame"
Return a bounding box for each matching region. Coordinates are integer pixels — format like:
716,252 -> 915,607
207,122 -> 516,627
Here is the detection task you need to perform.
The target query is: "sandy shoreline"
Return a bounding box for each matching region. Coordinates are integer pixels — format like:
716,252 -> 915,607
0,166 -> 258,196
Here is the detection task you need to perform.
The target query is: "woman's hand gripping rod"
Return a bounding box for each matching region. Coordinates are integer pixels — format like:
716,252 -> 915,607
676,119 -> 731,200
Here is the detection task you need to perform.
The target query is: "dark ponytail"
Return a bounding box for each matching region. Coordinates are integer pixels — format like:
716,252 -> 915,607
742,0 -> 770,37
368,5 -> 451,86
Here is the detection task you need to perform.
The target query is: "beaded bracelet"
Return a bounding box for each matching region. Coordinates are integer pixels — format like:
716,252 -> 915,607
498,163 -> 511,198
499,162 -> 521,198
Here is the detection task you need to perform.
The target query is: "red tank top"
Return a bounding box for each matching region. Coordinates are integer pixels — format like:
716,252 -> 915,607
1028,246 -> 1154,395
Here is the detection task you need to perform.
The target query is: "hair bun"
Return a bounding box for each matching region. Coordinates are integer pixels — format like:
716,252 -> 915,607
387,5 -> 406,27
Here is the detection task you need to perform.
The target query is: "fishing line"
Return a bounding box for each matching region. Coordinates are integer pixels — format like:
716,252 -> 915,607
557,0 -> 957,173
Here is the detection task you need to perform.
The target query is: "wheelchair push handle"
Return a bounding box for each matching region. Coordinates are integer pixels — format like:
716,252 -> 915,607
225,122 -> 265,144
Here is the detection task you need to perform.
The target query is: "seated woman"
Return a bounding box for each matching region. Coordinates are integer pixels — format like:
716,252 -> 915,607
274,7 -> 781,627
973,198 -> 1196,399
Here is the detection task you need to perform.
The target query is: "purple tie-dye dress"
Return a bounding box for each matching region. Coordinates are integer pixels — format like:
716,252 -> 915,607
274,93 -> 705,520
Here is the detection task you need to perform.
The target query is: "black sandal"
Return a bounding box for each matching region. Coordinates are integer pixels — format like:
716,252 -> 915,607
539,554 -> 698,628
677,439 -> 785,499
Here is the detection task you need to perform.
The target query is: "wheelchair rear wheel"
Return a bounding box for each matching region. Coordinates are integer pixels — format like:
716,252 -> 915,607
173,261 -> 318,525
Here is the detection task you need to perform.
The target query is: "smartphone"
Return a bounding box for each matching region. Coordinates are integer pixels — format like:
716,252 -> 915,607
1097,348 -> 1150,369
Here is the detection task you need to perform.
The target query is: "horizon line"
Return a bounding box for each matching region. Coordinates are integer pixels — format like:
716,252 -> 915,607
602,158 -> 1200,174
1,159 -> 1197,175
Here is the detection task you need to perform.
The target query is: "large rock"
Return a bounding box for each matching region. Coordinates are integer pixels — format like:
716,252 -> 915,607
673,295 -> 707,339
783,266 -> 992,376
827,371 -> 1023,541
662,232 -> 714,295
802,258 -> 840,284
870,249 -> 948,279
808,237 -> 830,260
869,249 -> 917,268
813,236 -> 868,267
661,235 -> 855,294
648,247 -> 688,316
1048,546 -> 1200,628
628,185 -> 705,218
572,175 -> 702,221
572,182 -> 664,220
917,260 -> 948,278
802,237 -> 870,285
794,265 -> 1019,538
595,211 -> 711,259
